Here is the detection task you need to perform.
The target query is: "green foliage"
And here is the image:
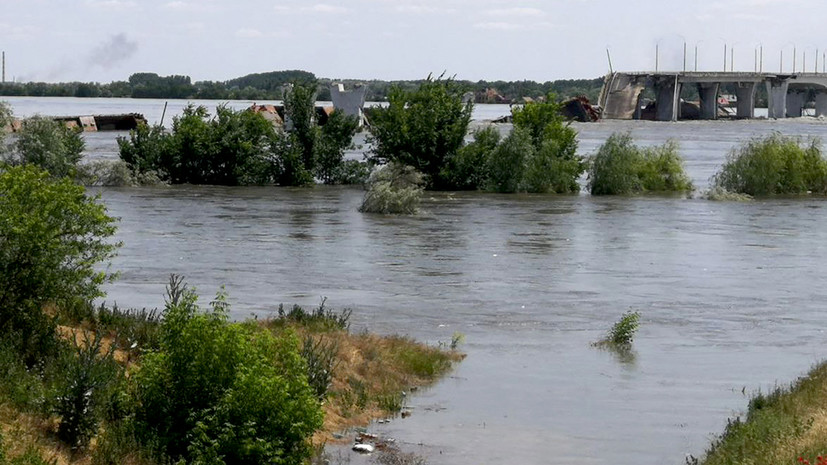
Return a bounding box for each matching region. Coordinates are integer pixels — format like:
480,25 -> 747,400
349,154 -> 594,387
54,331 -> 119,449
314,110 -> 359,184
330,159 -> 372,185
711,133 -> 827,195
368,75 -> 473,189
483,97 -> 583,193
0,165 -> 119,363
284,82 -> 319,173
589,132 -> 693,195
689,362 -> 827,465
444,126 -> 500,190
301,336 -> 339,400
359,162 -> 424,214
606,311 -> 640,346
132,279 -> 323,464
275,298 -> 352,331
3,117 -> 84,178
117,123 -> 171,177
485,128 -> 533,193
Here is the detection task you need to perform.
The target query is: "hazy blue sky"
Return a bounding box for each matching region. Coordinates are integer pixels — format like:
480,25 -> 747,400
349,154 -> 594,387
0,0 -> 820,83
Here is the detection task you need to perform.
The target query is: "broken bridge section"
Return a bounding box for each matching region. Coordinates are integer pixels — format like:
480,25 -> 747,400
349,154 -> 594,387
600,71 -> 827,121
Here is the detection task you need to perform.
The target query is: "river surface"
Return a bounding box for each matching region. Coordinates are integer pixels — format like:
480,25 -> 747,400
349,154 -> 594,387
6,97 -> 827,464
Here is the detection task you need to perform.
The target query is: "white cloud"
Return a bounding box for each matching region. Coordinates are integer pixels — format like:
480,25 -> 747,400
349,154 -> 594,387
473,20 -> 554,31
0,23 -> 41,40
396,5 -> 456,14
85,0 -> 137,9
483,7 -> 544,17
236,27 -> 265,38
311,4 -> 347,14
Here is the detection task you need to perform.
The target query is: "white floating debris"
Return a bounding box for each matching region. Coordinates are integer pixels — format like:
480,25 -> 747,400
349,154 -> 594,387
352,443 -> 374,453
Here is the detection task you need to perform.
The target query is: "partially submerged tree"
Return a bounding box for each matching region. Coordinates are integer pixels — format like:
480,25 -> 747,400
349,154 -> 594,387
367,74 -> 473,189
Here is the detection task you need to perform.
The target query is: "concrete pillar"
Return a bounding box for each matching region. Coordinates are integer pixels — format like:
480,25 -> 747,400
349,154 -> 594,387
654,76 -> 681,121
735,82 -> 757,119
815,91 -> 827,117
697,83 -> 719,120
786,91 -> 806,117
766,79 -> 789,119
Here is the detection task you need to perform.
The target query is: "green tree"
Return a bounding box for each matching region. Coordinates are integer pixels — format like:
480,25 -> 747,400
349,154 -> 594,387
485,128 -> 533,193
133,282 -> 323,464
368,74 -> 473,189
0,165 -> 119,362
284,82 -> 319,173
6,117 -> 84,178
314,110 -> 359,184
443,126 -> 500,191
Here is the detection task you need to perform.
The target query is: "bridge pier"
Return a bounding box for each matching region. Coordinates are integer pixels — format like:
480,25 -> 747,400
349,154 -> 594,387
654,76 -> 681,122
766,79 -> 789,119
815,92 -> 827,117
697,83 -> 719,120
786,90 -> 806,118
735,82 -> 757,119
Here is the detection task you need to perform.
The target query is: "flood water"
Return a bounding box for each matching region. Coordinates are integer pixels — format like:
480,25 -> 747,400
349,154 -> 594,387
7,97 -> 827,464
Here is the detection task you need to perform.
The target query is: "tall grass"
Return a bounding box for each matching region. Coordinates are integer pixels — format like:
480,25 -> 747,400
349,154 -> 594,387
589,132 -> 693,195
690,361 -> 827,465
711,133 -> 827,195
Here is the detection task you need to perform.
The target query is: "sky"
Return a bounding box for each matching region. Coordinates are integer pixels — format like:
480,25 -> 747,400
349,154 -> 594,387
0,0 -> 823,84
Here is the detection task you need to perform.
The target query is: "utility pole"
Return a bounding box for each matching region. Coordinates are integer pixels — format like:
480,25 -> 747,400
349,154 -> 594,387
723,44 -> 727,72
2,52 -> 5,84
655,44 -> 659,72
683,42 -> 687,72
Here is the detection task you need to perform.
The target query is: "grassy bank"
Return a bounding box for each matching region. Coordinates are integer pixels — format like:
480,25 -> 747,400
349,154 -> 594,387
691,361 -> 827,465
0,299 -> 462,465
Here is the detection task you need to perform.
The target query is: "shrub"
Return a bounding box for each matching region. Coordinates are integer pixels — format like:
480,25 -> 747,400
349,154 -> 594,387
54,331 -> 119,449
598,311 -> 641,346
275,298 -> 352,331
330,159 -> 372,185
589,132 -> 692,195
4,116 -> 84,178
359,162 -> 424,214
444,126 -> 500,190
301,336 -> 339,400
0,165 -> 119,363
368,74 -> 473,189
485,128 -> 533,193
711,133 -> 827,195
132,282 -> 322,464
314,110 -> 360,184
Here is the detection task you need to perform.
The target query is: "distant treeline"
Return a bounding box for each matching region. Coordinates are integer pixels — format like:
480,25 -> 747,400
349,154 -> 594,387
0,70 -> 605,103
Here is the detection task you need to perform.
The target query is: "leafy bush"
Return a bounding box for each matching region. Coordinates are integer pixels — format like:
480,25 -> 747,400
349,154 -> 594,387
482,97 -> 583,193
3,116 -> 84,178
485,128 -> 533,193
589,132 -> 693,195
711,133 -> 827,195
275,298 -> 352,331
314,110 -> 360,184
330,159 -> 372,185
600,311 -> 641,346
368,74 -> 473,189
0,165 -> 119,363
444,126 -> 500,190
54,331 -> 119,449
132,282 -> 322,464
359,162 -> 424,214
284,82 -> 319,171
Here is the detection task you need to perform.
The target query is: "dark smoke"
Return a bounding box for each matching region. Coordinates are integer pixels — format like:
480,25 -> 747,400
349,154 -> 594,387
88,33 -> 138,69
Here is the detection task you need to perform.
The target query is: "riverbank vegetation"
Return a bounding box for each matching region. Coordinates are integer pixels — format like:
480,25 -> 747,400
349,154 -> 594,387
359,162 -> 425,214
0,162 -> 462,464
588,132 -> 693,195
711,133 -> 827,196
0,70 -> 603,103
116,82 -> 361,186
689,361 -> 827,465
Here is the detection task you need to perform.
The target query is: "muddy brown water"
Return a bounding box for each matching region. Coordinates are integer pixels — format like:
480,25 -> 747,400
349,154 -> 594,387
8,97 -> 827,464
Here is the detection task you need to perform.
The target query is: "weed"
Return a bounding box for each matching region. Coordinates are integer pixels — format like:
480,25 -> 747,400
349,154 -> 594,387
275,298 -> 352,331
376,392 -> 405,414
54,330 -> 118,449
302,336 -> 340,400
593,311 -> 640,348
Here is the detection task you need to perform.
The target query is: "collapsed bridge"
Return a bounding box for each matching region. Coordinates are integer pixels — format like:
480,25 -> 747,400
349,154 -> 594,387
599,71 -> 827,121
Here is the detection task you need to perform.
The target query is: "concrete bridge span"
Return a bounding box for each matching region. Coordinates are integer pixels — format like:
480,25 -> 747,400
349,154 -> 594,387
598,71 -> 827,121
